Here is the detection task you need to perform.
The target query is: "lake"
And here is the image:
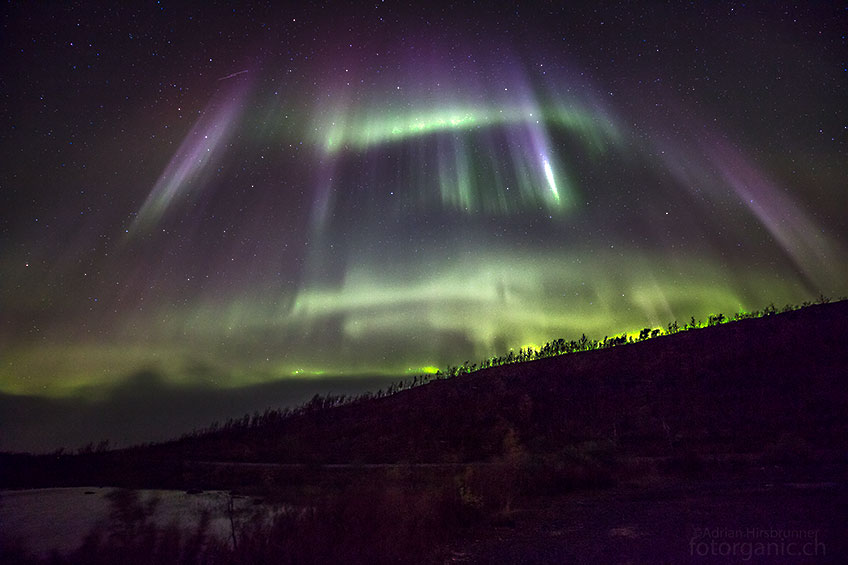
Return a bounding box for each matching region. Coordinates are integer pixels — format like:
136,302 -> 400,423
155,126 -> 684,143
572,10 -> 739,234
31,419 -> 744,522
0,487 -> 274,559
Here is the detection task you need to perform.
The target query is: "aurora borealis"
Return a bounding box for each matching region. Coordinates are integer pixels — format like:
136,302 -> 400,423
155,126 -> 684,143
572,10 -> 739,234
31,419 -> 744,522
1,2 -> 846,450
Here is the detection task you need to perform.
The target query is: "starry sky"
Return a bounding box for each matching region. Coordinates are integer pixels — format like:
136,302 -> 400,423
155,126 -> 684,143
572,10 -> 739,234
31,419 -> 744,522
1,2 -> 846,444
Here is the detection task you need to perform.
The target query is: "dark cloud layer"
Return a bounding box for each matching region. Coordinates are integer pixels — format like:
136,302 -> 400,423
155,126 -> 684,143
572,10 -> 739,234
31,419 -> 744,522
0,373 -> 397,453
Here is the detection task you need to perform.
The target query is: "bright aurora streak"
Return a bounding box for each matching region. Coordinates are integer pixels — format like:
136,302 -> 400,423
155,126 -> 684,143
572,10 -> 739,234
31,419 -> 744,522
0,3 -> 845,450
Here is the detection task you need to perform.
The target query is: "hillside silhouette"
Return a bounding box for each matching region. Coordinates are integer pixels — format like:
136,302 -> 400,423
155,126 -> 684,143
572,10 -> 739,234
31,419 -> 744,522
196,299 -> 846,465
2,300 -> 846,563
100,301 -> 838,474
4,299 -> 846,485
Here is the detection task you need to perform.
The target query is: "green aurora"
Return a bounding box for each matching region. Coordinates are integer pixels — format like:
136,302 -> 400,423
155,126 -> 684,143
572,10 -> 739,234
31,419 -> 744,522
2,2 -> 846,412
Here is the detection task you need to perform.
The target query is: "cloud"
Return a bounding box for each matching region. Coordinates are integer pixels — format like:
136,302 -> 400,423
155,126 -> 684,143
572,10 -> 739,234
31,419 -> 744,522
0,373 -> 398,454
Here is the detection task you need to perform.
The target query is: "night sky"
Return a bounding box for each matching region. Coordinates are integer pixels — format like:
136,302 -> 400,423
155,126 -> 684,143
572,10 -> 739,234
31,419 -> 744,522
1,2 -> 846,449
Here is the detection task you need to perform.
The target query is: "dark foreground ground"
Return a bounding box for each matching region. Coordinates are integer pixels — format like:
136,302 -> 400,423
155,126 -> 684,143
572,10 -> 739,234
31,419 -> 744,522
2,462 -> 845,564
442,473 -> 845,564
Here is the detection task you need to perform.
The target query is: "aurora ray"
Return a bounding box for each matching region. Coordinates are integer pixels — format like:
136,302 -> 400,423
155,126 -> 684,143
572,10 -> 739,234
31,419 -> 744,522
129,81 -> 251,235
542,158 -> 559,202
